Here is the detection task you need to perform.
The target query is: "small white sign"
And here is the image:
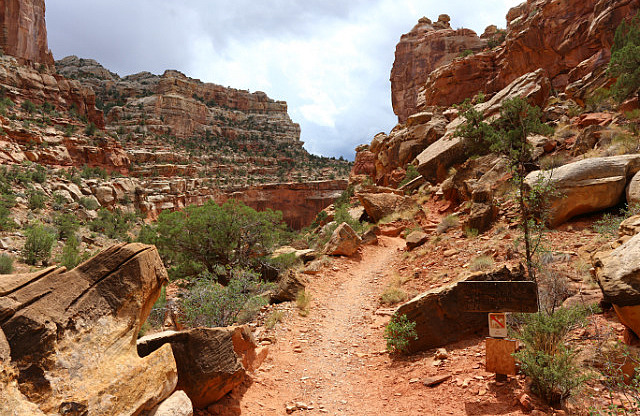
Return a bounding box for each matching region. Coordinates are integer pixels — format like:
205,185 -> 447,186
488,313 -> 508,338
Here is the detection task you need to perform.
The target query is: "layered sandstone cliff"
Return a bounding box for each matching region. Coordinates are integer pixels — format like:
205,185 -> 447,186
390,15 -> 487,123
416,0 -> 640,110
0,0 -> 53,66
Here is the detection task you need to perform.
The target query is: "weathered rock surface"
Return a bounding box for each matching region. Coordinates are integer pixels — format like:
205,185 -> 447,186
272,270 -> 306,303
324,222 -> 361,256
149,390 -> 193,416
137,326 -> 264,409
0,243 -> 177,415
405,230 -> 428,250
0,0 -> 54,66
525,155 -> 640,227
417,0 -> 640,109
594,232 -> 640,337
395,265 -> 526,353
357,192 -> 416,223
391,15 -> 487,122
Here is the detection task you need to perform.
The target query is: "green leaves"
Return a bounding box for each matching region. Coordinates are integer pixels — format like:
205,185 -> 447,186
609,13 -> 640,101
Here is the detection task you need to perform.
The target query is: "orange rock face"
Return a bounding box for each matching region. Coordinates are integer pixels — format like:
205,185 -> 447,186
391,15 -> 487,123
0,0 -> 54,66
418,0 -> 640,110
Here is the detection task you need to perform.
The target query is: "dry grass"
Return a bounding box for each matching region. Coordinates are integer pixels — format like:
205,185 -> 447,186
469,255 -> 495,272
296,290 -> 312,317
265,309 -> 285,329
379,206 -> 420,224
380,273 -> 412,306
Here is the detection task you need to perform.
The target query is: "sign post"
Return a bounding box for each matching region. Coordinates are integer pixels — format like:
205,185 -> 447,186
458,281 -> 538,381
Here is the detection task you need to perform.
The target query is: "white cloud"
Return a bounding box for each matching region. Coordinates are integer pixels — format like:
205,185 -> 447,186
46,0 -> 524,159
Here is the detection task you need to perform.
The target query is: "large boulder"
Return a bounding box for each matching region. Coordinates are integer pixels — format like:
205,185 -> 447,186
137,326 -> 266,409
272,270 -> 306,303
525,155 -> 640,227
395,265 -> 526,353
594,233 -> 640,338
357,192 -> 416,223
324,222 -> 362,256
416,135 -> 467,184
0,243 -> 177,415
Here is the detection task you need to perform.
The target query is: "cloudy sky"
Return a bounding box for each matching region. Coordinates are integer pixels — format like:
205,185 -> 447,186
46,0 -> 522,160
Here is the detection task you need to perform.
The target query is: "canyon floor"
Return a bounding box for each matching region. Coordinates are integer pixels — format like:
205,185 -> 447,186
231,236 -> 531,416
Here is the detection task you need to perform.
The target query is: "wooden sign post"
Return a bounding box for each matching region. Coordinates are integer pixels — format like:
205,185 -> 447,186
458,281 -> 538,380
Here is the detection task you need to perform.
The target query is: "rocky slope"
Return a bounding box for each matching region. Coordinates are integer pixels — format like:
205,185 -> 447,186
0,0 -> 53,66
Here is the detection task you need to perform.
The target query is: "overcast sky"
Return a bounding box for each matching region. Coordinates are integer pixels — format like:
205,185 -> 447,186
46,1 -> 522,160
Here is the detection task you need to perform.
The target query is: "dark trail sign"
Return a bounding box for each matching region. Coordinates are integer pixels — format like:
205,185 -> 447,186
458,281 -> 538,313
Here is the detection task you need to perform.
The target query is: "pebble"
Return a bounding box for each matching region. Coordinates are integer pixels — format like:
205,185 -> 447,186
435,348 -> 448,360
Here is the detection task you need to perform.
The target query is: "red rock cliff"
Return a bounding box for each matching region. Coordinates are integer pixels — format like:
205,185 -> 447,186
0,0 -> 53,66
390,14 -> 487,123
417,0 -> 640,109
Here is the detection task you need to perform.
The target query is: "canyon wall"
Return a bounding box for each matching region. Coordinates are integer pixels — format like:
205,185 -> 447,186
0,0 -> 53,65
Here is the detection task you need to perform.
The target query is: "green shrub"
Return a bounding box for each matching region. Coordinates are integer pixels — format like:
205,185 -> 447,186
21,100 -> 36,114
399,164 -> 420,188
152,199 -> 286,281
27,188 -> 47,211
23,223 -> 56,266
512,306 -> 592,405
384,313 -> 418,354
84,122 -> 97,136
31,165 -> 46,184
180,268 -> 273,327
609,12 -> 640,101
593,203 -> 640,237
459,49 -> 474,58
146,285 -> 168,329
89,208 -> 136,240
0,194 -> 16,231
79,196 -> 99,211
267,252 -> 301,273
58,235 -> 88,269
51,192 -> 67,210
54,212 -> 80,240
0,253 -> 13,274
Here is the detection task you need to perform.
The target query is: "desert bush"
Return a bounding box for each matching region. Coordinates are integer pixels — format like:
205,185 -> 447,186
469,255 -> 495,272
31,164 -> 47,184
23,222 -> 56,266
593,203 -> 640,237
265,309 -> 285,329
84,122 -> 97,136
79,196 -> 99,211
609,12 -> 640,102
399,164 -> 420,188
512,305 -> 593,405
21,100 -> 36,114
0,194 -> 16,231
296,289 -> 312,317
54,212 -> 80,240
384,313 -> 418,354
149,199 -> 286,281
267,252 -> 301,273
0,253 -> 13,274
58,235 -> 88,270
436,214 -> 459,234
89,208 -> 136,240
590,345 -> 640,415
180,268 -> 272,327
27,188 -> 46,211
146,285 -> 168,330
380,286 -> 407,306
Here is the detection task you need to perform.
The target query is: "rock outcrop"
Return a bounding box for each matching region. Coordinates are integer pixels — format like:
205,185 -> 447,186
417,0 -> 640,110
525,155 -> 640,226
137,326 -> 266,409
0,0 -> 54,66
594,232 -> 640,338
324,222 -> 361,256
391,15 -> 487,122
0,243 -> 177,415
395,266 -> 526,353
357,192 -> 416,223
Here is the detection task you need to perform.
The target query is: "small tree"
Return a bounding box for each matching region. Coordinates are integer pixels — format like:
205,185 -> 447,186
456,97 -> 553,281
609,12 -> 640,102
23,223 -> 56,266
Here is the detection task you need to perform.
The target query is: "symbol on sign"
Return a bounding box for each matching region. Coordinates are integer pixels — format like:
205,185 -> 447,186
488,313 -> 508,338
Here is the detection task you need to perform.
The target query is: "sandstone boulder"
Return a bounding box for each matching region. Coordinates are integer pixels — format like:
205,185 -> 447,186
628,171 -> 640,206
150,390 -> 193,416
324,222 -> 361,257
137,326 -> 265,409
466,203 -> 498,234
395,265 -> 526,352
272,270 -> 306,303
475,69 -> 551,117
357,192 -> 416,223
415,136 -> 467,184
405,231 -> 429,250
594,233 -> 640,337
0,243 -> 177,415
525,155 -> 640,227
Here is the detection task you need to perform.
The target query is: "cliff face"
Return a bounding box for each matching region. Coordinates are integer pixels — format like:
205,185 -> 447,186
390,15 -> 487,123
417,0 -> 640,110
0,0 -> 53,66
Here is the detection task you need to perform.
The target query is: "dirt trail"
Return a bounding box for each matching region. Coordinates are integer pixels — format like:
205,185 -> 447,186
237,236 -> 528,416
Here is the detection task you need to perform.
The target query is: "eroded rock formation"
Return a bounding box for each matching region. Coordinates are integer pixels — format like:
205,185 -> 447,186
0,0 -> 53,66
0,243 -> 177,415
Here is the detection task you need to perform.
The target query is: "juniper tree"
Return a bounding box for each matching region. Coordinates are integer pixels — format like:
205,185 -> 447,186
609,12 -> 640,102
